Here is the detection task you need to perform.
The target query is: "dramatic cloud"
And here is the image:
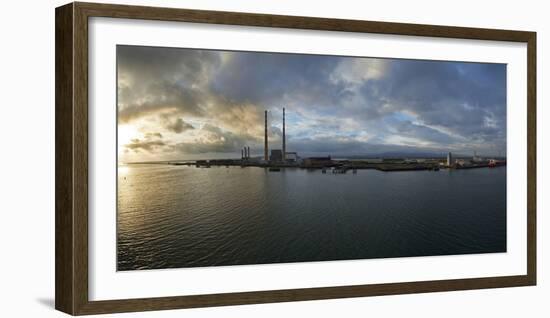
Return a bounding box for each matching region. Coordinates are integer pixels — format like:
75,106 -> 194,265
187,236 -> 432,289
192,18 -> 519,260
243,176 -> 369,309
117,45 -> 221,122
117,45 -> 506,162
125,133 -> 165,153
159,114 -> 194,134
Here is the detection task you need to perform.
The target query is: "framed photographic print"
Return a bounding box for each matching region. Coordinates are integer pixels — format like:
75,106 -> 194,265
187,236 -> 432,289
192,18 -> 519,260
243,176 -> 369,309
55,2 -> 536,315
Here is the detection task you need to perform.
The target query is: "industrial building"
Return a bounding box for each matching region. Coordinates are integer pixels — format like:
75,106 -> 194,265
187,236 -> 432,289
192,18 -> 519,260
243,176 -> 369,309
270,149 -> 283,161
285,152 -> 298,162
262,107 -> 297,164
241,146 -> 251,160
180,111 -> 506,172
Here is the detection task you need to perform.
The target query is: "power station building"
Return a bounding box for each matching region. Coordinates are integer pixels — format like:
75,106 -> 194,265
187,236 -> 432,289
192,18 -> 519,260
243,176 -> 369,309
263,107 -> 293,163
270,149 -> 283,162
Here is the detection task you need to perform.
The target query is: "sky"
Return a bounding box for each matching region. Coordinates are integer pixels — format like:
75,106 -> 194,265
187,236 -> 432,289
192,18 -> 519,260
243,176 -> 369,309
117,45 -> 506,162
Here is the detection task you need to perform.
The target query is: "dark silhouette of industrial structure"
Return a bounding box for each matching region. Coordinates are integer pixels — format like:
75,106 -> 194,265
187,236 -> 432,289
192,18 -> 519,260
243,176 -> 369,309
263,108 -> 289,163
264,110 -> 268,161
173,107 -> 506,173
282,107 -> 286,161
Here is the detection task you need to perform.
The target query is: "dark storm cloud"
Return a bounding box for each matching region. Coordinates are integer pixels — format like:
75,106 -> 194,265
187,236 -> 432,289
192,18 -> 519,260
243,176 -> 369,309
118,45 -> 507,159
117,80 -> 205,122
159,114 -> 194,134
210,52 -> 346,108
211,53 -> 504,153
371,60 -> 506,133
117,45 -> 221,122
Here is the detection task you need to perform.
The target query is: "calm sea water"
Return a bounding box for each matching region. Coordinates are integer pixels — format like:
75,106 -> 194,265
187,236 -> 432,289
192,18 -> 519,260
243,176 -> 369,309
117,164 -> 506,271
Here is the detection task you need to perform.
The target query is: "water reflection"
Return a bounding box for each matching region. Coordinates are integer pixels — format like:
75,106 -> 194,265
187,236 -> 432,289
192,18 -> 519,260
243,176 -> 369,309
117,165 -> 506,270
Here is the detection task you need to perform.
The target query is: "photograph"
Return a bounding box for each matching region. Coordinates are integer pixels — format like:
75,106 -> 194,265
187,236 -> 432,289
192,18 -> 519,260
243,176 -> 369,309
116,45 -> 507,271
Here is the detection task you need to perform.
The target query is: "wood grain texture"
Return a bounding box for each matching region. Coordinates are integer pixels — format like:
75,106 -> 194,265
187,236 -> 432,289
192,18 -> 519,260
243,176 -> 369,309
73,3 -> 90,313
55,2 -> 537,315
55,3 -> 75,315
526,32 -> 537,285
75,276 -> 533,315
75,1 -> 533,42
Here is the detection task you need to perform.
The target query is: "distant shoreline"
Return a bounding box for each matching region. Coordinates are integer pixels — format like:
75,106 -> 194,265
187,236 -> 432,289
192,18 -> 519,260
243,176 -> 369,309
123,158 -> 506,173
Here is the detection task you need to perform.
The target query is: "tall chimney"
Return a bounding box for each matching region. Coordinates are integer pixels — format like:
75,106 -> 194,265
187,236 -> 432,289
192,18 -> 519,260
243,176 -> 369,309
247,146 -> 250,159
241,148 -> 244,159
282,107 -> 286,161
264,110 -> 268,161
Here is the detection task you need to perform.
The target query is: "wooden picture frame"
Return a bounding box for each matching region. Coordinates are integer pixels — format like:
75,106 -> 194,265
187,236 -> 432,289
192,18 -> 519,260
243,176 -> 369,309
55,2 -> 536,315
